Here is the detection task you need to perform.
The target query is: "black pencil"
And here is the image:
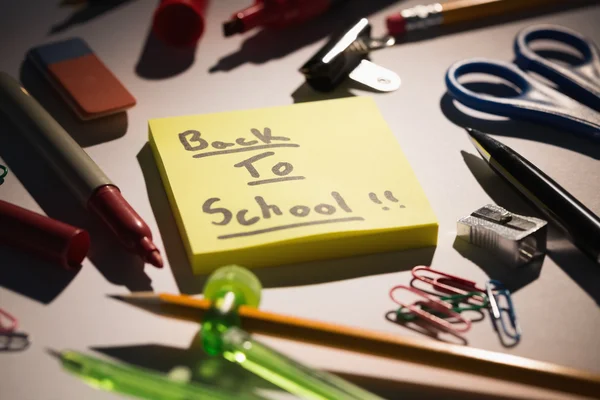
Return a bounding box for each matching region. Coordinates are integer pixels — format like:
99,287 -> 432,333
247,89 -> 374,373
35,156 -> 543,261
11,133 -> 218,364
60,0 -> 96,5
59,0 -> 121,5
466,127 -> 600,264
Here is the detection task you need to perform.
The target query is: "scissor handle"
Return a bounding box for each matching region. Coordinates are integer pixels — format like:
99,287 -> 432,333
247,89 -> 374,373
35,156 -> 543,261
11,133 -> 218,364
515,24 -> 600,110
446,58 -> 547,115
445,58 -> 600,141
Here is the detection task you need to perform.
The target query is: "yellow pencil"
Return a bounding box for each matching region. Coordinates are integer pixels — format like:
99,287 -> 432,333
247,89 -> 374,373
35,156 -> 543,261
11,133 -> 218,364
114,292 -> 600,398
387,0 -> 570,36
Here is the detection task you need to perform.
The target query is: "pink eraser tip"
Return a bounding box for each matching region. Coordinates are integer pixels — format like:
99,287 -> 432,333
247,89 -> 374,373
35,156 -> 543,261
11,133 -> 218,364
386,14 -> 406,36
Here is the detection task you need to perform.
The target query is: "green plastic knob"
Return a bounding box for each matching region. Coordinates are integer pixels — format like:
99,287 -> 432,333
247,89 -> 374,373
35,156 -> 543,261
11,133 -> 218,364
201,265 -> 262,356
203,265 -> 262,309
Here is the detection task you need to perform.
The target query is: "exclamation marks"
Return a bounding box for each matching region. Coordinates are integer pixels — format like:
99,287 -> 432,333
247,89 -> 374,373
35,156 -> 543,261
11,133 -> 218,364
369,190 -> 405,210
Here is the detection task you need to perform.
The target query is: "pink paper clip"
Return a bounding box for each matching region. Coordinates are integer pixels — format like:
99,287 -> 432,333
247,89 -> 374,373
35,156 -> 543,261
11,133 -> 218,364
389,285 -> 472,334
412,266 -> 486,305
0,308 -> 18,334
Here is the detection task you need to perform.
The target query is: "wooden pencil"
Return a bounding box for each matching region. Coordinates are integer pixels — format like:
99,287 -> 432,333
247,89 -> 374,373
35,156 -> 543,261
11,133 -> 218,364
386,0 -> 569,36
114,293 -> 600,398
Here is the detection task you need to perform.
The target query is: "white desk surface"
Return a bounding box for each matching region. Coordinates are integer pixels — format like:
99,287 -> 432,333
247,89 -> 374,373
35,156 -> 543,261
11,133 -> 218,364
1,1 -> 599,399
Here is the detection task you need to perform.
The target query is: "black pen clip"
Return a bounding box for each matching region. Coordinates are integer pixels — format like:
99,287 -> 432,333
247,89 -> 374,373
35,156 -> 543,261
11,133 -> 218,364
0,164 -> 7,185
299,18 -> 399,92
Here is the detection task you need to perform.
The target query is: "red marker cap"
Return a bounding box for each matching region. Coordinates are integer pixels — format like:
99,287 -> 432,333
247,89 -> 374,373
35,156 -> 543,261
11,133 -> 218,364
386,13 -> 407,36
0,199 -> 90,270
152,0 -> 209,47
87,185 -> 162,268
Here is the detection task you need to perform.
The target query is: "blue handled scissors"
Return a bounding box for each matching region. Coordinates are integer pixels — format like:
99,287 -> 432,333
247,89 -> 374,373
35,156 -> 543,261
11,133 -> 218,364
445,24 -> 600,143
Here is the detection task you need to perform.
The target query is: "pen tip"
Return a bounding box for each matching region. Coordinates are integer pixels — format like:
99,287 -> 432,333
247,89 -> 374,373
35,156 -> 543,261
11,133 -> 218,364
46,348 -> 62,359
223,19 -> 243,37
108,292 -> 158,302
464,127 -> 477,136
147,250 -> 163,268
464,127 -> 488,144
464,128 -> 493,162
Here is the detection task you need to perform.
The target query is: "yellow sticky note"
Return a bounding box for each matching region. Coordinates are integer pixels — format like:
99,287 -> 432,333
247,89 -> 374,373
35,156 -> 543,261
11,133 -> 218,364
149,97 -> 438,274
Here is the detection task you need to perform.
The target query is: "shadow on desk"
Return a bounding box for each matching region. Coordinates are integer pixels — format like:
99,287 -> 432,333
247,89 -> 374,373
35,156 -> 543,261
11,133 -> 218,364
137,143 -> 435,294
440,87 -> 600,160
94,334 -> 279,397
93,337 -> 526,400
135,30 -> 196,80
335,372 -> 528,400
209,0 -> 399,74
291,81 -> 357,104
460,151 -> 600,306
291,79 -> 388,104
453,237 -> 543,294
0,248 -> 78,304
0,115 -> 152,303
49,0 -> 135,35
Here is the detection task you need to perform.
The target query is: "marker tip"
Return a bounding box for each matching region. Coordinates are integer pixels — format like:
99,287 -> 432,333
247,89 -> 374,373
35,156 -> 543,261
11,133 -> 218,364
147,250 -> 163,268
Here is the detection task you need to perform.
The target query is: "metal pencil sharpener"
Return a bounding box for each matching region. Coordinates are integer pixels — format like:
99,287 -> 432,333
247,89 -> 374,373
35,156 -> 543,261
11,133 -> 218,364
299,18 -> 399,92
457,204 -> 548,266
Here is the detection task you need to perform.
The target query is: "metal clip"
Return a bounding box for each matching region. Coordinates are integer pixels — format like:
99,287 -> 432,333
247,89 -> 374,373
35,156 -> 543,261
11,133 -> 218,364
0,332 -> 31,352
0,308 -> 29,352
486,280 -> 521,345
389,285 -> 471,335
299,18 -> 399,92
396,292 -> 488,322
411,266 -> 487,305
457,204 -> 547,266
0,308 -> 17,333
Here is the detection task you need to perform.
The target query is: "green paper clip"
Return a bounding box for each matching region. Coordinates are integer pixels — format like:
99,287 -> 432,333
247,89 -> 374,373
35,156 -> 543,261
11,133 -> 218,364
396,291 -> 488,322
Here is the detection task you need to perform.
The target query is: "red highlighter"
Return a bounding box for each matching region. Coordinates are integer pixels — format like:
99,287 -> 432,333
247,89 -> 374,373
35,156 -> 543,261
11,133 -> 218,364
223,0 -> 349,36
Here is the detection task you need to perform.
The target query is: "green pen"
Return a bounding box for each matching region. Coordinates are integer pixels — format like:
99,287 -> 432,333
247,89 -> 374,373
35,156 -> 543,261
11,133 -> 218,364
201,265 -> 384,400
51,349 -> 266,400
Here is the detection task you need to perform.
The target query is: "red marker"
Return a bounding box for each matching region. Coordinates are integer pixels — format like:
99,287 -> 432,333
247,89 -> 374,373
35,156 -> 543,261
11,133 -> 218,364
0,199 -> 90,270
0,73 -> 162,268
223,0 -> 348,37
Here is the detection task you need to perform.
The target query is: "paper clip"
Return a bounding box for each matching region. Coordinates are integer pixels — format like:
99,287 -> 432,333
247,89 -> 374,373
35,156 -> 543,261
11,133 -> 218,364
486,280 -> 522,343
412,266 -> 487,305
390,285 -> 472,334
0,308 -> 18,333
396,292 -> 489,322
0,164 -> 7,185
0,308 -> 30,352
0,332 -> 31,352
